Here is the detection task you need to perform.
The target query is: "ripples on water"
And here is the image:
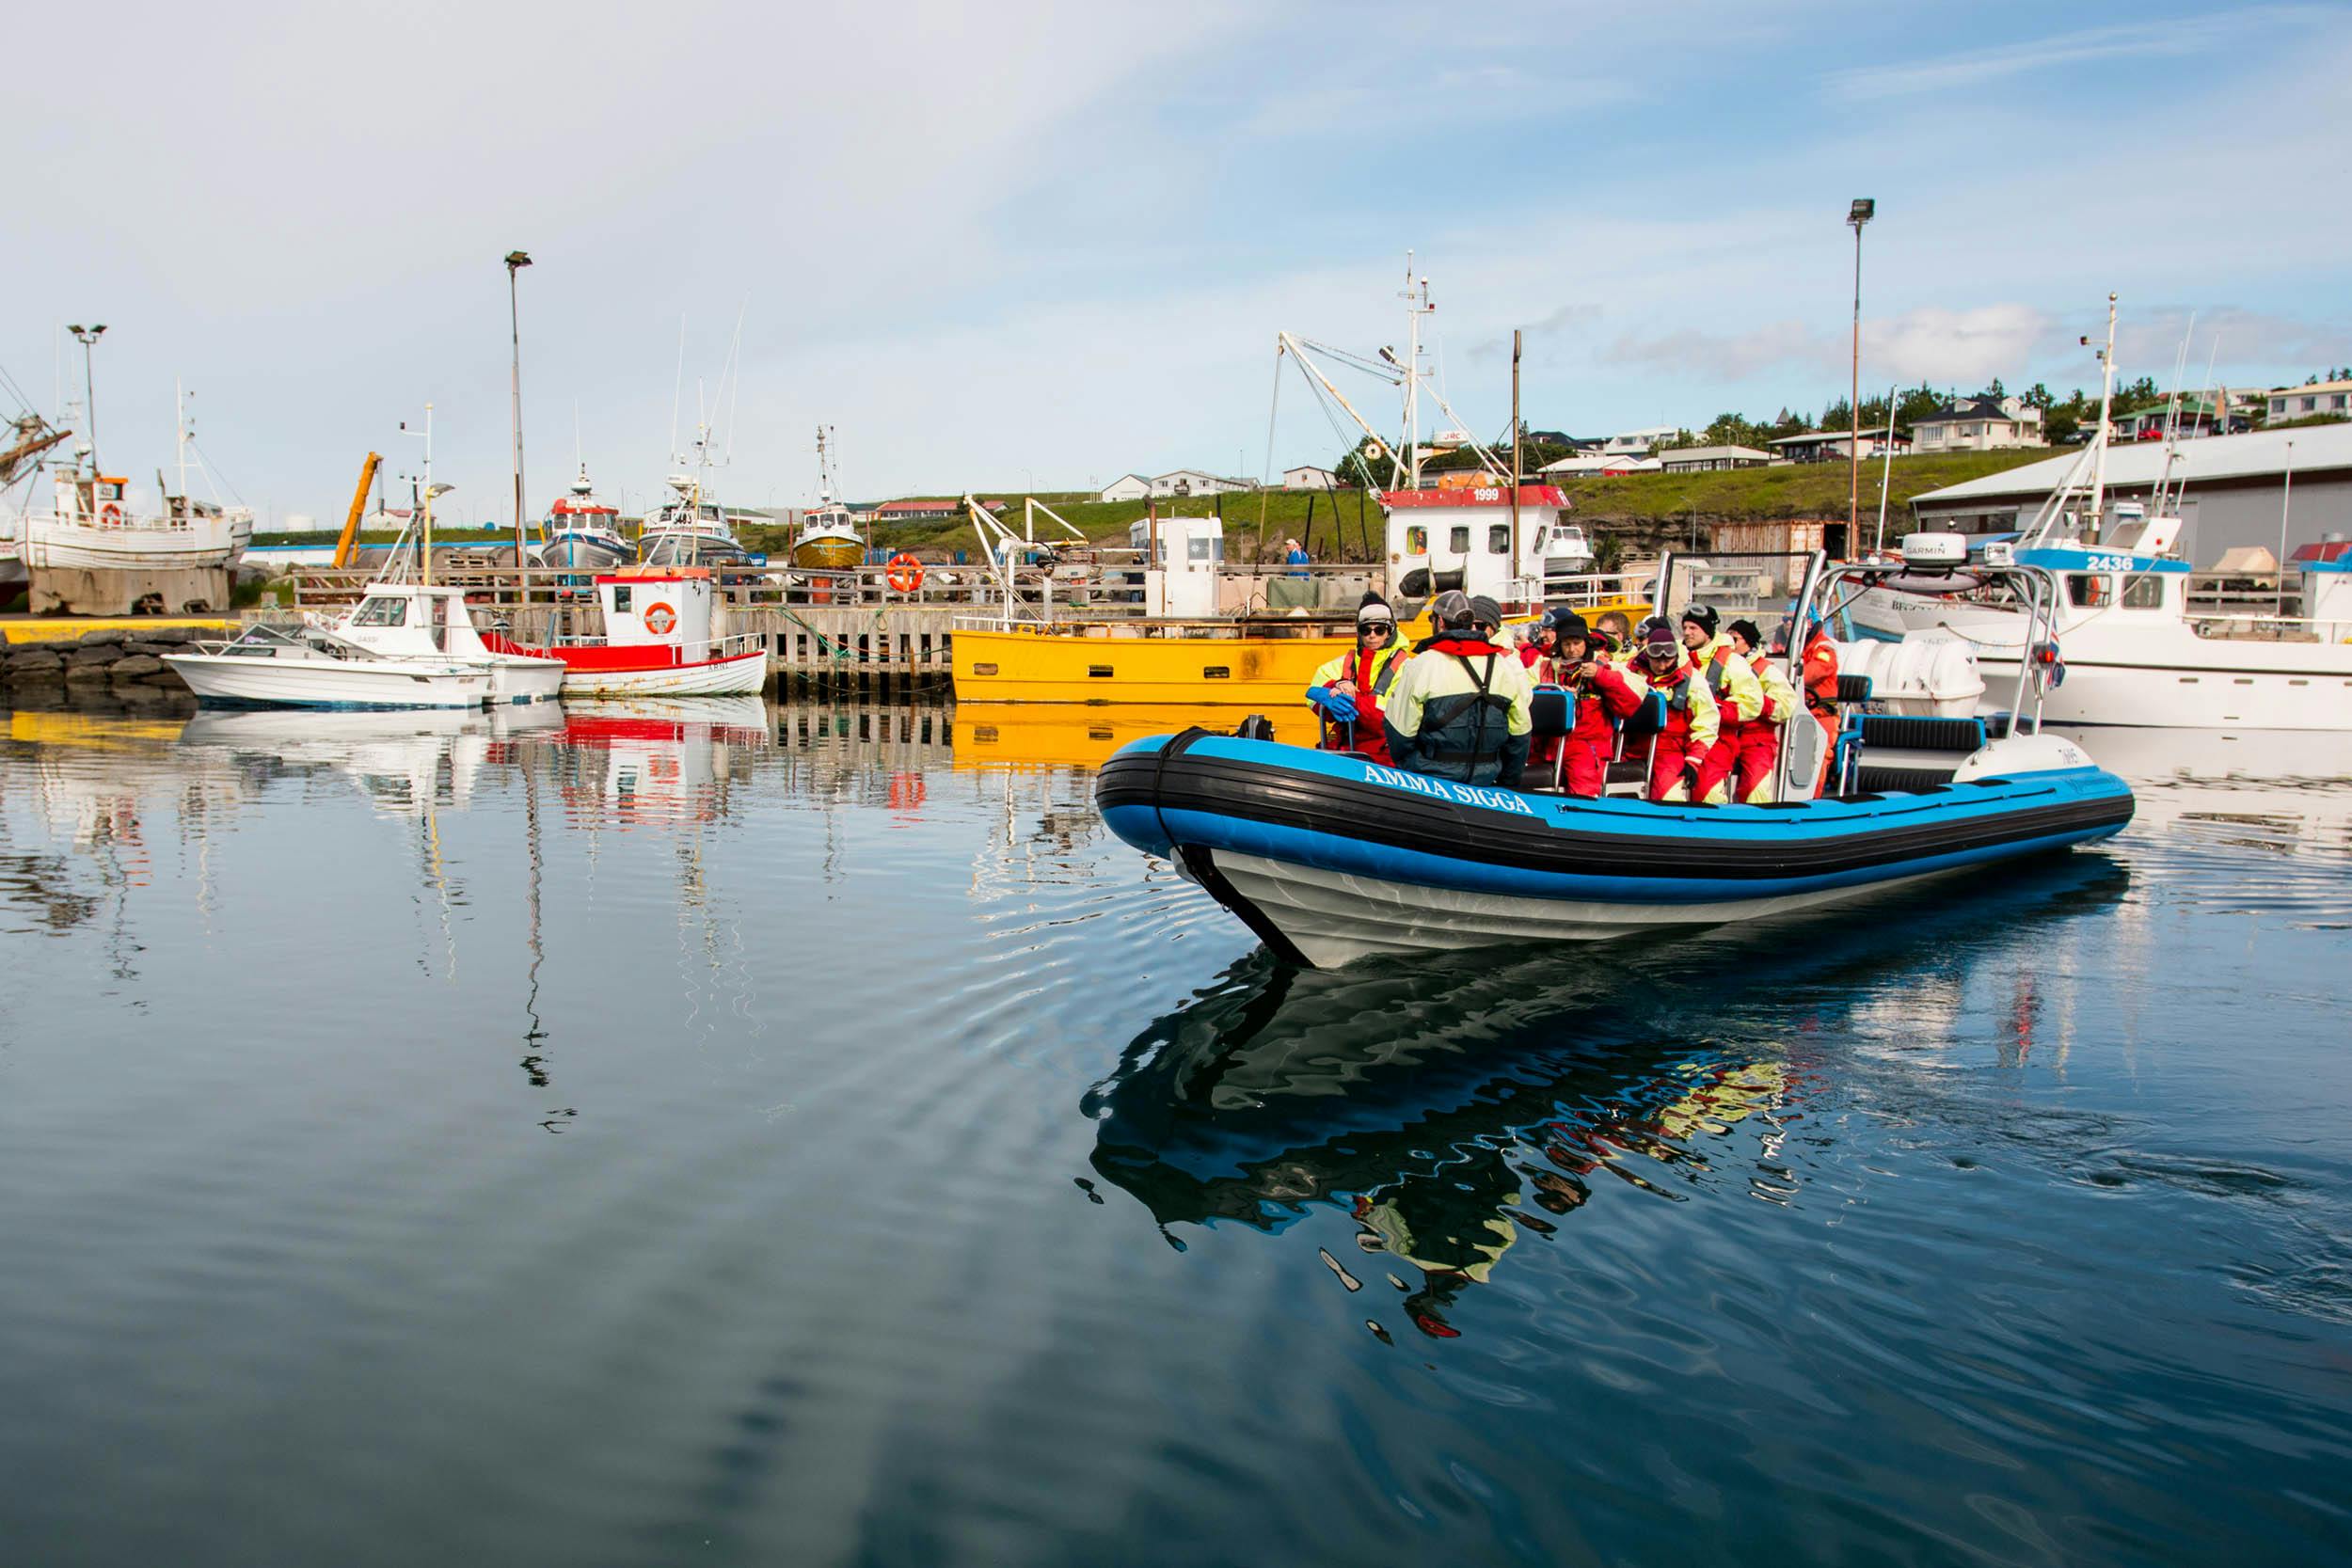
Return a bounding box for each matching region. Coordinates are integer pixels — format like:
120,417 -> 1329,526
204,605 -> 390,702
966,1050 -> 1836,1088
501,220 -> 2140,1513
0,698 -> 2346,1566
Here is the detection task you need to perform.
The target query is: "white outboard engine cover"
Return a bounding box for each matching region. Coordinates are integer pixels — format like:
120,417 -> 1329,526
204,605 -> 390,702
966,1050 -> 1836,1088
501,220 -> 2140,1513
1844,630 -> 1984,718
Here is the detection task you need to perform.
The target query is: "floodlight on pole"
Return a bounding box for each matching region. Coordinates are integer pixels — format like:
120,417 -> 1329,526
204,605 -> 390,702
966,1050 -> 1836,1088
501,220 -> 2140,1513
68,323 -> 107,469
1846,199 -> 1875,544
505,250 -> 533,595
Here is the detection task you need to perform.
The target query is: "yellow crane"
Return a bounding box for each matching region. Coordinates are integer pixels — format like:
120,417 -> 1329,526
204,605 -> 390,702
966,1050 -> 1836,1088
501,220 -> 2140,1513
333,451 -> 381,568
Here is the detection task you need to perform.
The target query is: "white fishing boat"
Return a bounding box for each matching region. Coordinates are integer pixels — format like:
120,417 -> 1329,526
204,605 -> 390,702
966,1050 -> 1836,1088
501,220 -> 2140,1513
166,405 -> 564,707
1851,298 -> 2352,731
19,377 -> 254,613
533,462 -> 632,573
484,565 -> 767,696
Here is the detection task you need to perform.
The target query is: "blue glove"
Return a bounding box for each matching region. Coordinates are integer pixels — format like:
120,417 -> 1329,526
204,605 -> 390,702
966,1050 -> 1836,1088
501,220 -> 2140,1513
1306,685 -> 1359,723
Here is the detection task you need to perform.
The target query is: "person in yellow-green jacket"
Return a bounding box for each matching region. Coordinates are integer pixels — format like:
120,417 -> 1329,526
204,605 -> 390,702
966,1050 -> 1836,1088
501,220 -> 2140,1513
1382,590 -> 1534,786
1304,593 -> 1409,762
1679,604 -> 1763,803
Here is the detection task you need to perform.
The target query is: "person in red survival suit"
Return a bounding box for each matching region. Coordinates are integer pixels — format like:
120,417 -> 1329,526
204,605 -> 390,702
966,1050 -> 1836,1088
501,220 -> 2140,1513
1538,610 -> 1651,798
1634,619 -> 1721,803
1794,616 -> 1841,795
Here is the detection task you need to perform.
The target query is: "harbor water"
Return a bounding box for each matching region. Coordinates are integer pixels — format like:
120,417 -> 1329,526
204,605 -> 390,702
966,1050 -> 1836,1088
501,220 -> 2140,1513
1,695 -> 2348,1565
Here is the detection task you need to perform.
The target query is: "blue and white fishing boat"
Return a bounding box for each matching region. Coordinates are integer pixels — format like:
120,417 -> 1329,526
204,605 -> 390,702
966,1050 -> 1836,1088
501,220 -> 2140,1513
1098,553 -> 2134,967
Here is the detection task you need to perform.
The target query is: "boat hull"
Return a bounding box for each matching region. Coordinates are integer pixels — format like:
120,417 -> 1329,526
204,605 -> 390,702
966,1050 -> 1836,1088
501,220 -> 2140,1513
488,657 -> 568,705
24,519 -> 242,571
791,539 -> 862,570
1097,732 -> 2134,967
163,653 -> 497,709
556,649 -> 768,697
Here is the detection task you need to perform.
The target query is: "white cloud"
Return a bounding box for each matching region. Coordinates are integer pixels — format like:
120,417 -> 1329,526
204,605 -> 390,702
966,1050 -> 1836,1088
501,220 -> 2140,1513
1821,8 -> 2330,101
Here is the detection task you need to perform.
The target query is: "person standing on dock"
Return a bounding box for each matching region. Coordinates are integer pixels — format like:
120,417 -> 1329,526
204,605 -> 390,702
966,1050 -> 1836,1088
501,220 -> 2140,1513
1284,538 -> 1310,578
1306,593 -> 1409,763
1382,591 -> 1533,786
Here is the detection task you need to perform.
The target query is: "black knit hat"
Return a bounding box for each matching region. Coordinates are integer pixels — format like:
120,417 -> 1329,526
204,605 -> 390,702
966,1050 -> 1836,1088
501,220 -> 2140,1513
1728,618 -> 1762,647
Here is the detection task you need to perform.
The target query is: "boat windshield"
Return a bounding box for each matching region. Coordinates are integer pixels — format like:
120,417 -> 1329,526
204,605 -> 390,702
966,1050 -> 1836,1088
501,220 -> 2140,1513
351,596 -> 407,627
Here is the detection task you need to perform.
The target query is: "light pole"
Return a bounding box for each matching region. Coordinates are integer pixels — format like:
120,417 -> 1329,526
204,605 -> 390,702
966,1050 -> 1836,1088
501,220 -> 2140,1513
1846,198 -> 1874,546
505,250 -> 532,595
66,324 -> 106,469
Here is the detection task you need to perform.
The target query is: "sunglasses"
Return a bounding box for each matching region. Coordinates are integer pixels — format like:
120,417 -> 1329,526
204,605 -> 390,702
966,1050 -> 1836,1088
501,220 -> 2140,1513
1359,623 -> 1392,635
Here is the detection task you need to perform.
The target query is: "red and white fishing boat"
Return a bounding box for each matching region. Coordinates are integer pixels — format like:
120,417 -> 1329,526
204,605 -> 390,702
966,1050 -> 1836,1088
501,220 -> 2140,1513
486,565 -> 768,696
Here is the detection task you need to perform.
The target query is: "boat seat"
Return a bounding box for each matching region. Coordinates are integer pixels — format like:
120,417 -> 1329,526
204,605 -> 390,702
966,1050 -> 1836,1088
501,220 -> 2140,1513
1529,686 -> 1574,736
1853,714 -> 1986,753
1852,768 -> 1955,795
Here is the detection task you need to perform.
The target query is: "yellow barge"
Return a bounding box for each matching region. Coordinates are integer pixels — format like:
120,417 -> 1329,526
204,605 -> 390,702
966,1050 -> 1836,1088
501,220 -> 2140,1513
952,620 -> 1358,706
948,484 -> 1646,705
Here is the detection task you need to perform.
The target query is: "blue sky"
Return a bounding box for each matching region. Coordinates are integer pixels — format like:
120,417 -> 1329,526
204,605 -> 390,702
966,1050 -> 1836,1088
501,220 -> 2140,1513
8,0 -> 2348,524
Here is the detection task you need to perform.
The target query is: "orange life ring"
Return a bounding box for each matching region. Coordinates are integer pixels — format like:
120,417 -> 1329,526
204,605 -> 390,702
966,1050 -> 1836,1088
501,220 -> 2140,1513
886,553 -> 924,594
644,601 -> 677,636
99,501 -> 124,526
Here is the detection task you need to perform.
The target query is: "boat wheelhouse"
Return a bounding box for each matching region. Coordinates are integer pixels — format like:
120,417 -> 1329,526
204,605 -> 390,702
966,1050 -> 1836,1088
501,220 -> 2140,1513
537,463 -> 631,574
485,565 -> 766,696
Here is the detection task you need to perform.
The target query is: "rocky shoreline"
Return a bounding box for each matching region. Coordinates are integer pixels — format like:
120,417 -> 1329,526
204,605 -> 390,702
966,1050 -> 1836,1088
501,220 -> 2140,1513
0,626 -> 203,698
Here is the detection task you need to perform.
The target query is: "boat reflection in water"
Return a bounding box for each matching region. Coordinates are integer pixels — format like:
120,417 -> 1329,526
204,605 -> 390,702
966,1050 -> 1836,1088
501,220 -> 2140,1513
547,696 -> 771,828
179,701 -> 567,815
953,705 -> 1315,772
1085,853 -> 2131,1339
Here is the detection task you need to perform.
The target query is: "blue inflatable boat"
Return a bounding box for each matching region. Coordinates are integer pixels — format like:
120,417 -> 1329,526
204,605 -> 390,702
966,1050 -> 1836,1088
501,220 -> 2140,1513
1097,725 -> 2132,967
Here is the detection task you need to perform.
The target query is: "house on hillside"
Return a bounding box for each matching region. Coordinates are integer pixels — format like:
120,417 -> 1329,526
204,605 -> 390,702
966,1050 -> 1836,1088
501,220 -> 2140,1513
2266,379 -> 2352,422
2115,399 -> 2224,442
1659,444 -> 1771,474
1542,452 -> 1661,478
1281,465 -> 1338,490
1910,396 -> 2047,454
1149,469 -> 1254,498
1097,474 -> 1152,503
875,499 -> 966,521
1600,425 -> 1681,456
1770,430 -> 1912,465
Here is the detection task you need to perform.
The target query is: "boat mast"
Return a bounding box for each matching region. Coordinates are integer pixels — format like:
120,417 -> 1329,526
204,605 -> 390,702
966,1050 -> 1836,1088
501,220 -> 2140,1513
1399,255 -> 1435,490
421,402 -> 436,588
175,378 -> 188,512
2085,293 -> 2118,542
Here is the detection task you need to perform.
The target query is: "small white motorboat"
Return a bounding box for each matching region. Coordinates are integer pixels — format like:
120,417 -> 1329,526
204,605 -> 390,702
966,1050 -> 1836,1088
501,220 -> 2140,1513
167,582 -> 565,708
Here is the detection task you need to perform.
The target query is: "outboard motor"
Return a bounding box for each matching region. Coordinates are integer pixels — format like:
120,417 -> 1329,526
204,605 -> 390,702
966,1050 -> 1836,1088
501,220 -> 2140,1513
1233,714 -> 1277,742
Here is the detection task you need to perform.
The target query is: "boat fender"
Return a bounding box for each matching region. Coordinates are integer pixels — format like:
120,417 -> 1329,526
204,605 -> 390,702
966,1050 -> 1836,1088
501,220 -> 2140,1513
887,553 -> 925,594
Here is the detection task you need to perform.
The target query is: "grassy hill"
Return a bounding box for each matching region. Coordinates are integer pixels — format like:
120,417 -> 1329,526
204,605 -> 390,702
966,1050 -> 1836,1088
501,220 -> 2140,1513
861,450 -> 2058,560
1546,448 -> 2052,526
